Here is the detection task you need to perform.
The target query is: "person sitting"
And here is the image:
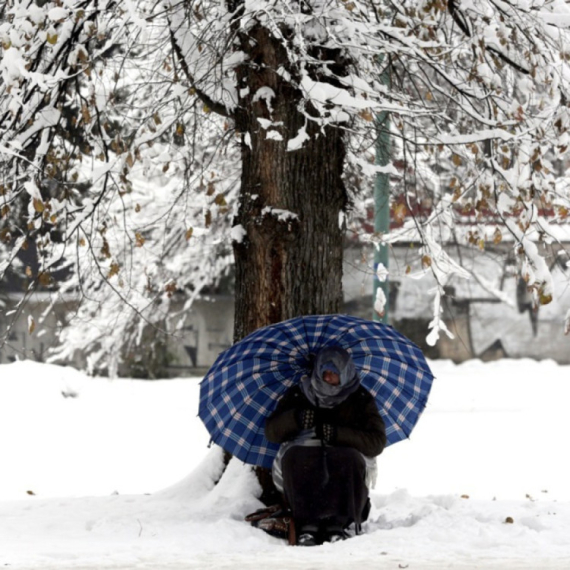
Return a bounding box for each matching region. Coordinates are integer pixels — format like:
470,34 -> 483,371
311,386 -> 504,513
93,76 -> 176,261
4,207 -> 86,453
264,346 -> 386,546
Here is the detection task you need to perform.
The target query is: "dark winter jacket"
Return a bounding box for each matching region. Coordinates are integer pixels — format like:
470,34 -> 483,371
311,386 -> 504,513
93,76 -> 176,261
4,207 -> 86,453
265,384 -> 387,458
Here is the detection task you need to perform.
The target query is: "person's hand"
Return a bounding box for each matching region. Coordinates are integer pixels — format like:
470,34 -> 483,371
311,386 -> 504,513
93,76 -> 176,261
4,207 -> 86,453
296,408 -> 316,430
316,421 -> 336,443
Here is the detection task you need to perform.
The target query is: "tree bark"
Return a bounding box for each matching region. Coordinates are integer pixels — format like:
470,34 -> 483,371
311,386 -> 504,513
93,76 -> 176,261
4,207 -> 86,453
232,24 -> 348,342
227,20 -> 349,504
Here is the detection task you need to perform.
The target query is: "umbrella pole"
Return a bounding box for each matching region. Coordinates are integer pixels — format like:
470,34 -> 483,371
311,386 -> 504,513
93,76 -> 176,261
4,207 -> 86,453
316,403 -> 330,487
321,444 -> 329,488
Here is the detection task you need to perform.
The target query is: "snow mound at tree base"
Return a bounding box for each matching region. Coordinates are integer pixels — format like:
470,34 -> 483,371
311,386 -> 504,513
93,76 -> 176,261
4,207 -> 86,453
2,447 -> 570,570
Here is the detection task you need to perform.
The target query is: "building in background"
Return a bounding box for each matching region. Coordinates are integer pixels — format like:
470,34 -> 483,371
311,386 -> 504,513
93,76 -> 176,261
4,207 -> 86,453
2,241 -> 570,375
343,240 -> 570,364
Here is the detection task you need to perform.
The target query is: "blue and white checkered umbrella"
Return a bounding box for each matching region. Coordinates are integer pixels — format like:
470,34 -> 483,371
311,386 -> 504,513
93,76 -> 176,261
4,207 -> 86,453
199,314 -> 434,469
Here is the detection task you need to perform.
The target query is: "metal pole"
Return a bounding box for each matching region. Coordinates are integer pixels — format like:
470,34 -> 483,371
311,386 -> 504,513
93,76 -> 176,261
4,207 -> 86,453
373,64 -> 390,324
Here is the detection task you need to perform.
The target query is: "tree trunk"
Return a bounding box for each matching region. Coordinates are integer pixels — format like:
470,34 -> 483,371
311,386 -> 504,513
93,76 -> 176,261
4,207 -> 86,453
231,24 -> 349,505
233,24 -> 348,343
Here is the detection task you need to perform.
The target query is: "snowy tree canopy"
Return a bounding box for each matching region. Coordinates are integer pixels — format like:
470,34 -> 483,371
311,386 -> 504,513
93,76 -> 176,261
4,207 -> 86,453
1,0 -> 570,372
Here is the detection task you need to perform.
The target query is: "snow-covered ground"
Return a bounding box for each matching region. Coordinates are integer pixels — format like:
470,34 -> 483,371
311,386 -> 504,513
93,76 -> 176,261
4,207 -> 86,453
1,358 -> 570,569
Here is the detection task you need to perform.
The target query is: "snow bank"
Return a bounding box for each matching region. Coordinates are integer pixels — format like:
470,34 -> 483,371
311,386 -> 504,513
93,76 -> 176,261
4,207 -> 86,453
1,359 -> 570,569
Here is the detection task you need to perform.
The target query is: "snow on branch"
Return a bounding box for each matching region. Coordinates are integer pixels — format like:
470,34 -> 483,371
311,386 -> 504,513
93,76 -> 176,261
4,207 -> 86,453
2,0 -> 570,366
505,219 -> 554,306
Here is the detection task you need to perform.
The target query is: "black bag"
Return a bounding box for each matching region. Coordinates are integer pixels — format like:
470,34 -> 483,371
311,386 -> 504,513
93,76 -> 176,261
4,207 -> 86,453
245,504 -> 296,545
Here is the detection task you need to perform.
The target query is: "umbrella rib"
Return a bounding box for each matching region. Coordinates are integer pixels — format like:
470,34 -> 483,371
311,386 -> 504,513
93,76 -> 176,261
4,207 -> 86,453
365,374 -> 430,409
381,399 -> 429,442
341,337 -> 433,374
363,369 -> 434,399
210,347 -> 294,367
209,337 -> 312,370
319,316 -> 354,345
200,358 -> 303,397
272,324 -> 312,355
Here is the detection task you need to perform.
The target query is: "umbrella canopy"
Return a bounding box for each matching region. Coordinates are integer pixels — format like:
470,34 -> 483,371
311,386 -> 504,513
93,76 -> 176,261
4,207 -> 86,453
199,314 -> 434,469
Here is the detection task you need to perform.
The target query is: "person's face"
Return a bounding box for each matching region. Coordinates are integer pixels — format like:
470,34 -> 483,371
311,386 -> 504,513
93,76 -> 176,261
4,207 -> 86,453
322,370 -> 340,386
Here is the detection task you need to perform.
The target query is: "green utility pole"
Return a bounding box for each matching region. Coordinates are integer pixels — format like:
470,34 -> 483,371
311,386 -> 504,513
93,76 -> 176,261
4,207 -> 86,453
373,64 -> 390,324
